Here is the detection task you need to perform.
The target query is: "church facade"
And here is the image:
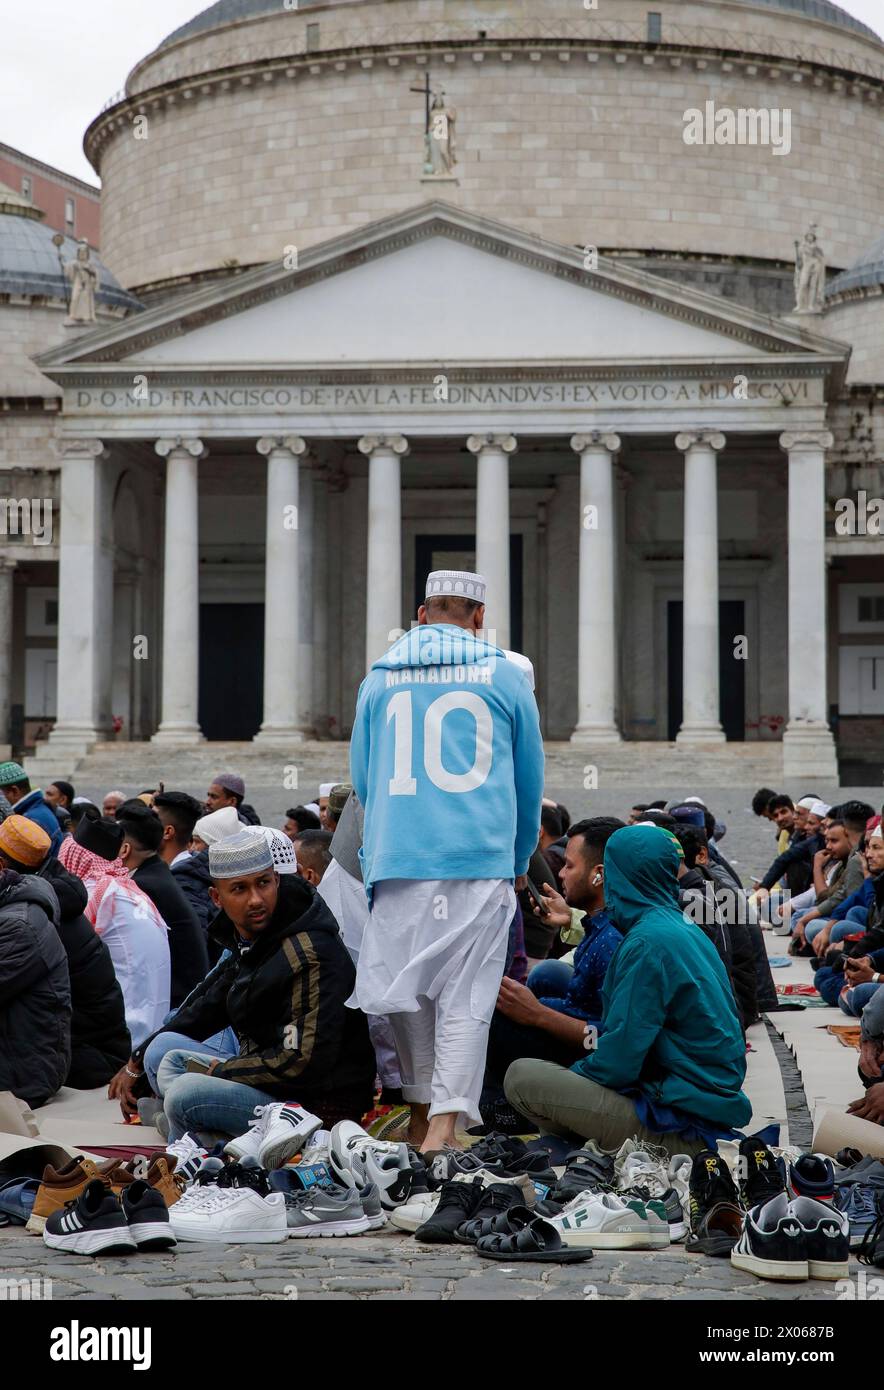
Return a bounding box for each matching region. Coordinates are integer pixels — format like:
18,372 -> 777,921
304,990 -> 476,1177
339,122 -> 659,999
2,0 -> 884,781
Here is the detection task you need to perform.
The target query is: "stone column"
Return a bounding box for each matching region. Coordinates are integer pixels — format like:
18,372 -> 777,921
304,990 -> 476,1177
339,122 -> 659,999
359,434 -> 409,670
152,437 -> 206,745
255,435 -> 309,743
779,430 -> 839,779
111,569 -> 137,741
675,431 -> 727,745
0,559 -> 15,757
570,432 -> 622,743
467,433 -> 518,651
44,439 -> 114,766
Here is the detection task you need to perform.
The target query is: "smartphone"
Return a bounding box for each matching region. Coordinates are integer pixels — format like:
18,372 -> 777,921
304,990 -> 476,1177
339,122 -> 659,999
524,876 -> 550,916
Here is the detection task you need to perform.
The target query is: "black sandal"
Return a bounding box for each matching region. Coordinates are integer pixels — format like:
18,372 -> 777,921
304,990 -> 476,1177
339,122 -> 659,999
476,1218 -> 594,1263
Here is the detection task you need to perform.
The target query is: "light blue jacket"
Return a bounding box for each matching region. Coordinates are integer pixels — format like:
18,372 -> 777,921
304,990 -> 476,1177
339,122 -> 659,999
350,625 -> 544,895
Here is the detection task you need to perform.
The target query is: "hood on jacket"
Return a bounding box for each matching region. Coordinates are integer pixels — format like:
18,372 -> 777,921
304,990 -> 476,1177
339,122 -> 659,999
210,871 -> 339,953
603,825 -> 685,934
371,623 -> 503,672
0,871 -> 60,927
38,858 -> 88,919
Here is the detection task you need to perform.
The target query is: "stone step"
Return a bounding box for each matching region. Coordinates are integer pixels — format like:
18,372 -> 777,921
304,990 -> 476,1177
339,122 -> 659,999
27,738 -> 789,793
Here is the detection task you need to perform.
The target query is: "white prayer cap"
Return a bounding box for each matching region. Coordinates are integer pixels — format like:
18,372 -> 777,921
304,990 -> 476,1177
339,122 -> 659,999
425,570 -> 487,605
319,783 -> 335,798
503,650 -> 535,691
304,802 -> 321,816
193,806 -> 241,846
797,796 -> 818,810
810,801 -> 831,818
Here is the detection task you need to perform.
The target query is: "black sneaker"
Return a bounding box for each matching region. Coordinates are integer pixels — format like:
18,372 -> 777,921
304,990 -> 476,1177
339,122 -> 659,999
549,1147 -> 615,1205
471,1101 -> 536,1138
217,1158 -> 271,1197
121,1180 -> 177,1251
414,1177 -> 483,1244
453,1183 -> 526,1245
43,1179 -> 136,1257
685,1149 -> 743,1256
738,1138 -> 787,1209
793,1196 -> 849,1280
385,1151 -> 428,1207
730,1192 -> 808,1281
789,1154 -> 835,1202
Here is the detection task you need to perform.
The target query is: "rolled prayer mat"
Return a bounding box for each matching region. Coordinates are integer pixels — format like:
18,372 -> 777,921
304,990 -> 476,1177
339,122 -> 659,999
812,1106 -> 884,1161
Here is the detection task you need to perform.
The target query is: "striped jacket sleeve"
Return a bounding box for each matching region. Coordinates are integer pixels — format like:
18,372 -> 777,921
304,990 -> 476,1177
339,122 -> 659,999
213,931 -> 341,1091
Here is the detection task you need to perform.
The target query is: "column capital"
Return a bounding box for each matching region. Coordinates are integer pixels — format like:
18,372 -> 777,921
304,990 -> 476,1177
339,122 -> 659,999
779,429 -> 834,453
256,435 -> 308,458
571,431 -> 621,455
675,430 -> 726,454
56,437 -> 107,461
357,434 -> 409,458
155,436 -> 207,460
466,433 -> 518,456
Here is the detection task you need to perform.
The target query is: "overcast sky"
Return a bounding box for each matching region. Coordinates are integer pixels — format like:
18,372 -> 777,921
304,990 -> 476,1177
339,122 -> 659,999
2,0 -> 883,185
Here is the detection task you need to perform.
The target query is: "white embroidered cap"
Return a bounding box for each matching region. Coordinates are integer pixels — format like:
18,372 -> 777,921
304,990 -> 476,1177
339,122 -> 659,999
425,570 -> 487,605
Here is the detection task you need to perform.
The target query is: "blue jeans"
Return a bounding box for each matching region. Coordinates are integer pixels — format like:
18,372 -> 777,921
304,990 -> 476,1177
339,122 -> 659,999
527,960 -> 574,1000
840,981 -> 881,1018
159,1049 -> 278,1144
144,1028 -> 238,1095
806,916 -> 863,946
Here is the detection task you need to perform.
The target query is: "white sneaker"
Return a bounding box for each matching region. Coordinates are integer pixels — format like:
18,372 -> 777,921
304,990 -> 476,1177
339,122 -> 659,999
224,1105 -> 277,1163
169,1187 -> 288,1243
328,1120 -> 412,1207
614,1141 -> 670,1200
165,1133 -> 209,1186
257,1104 -> 323,1170
298,1129 -> 332,1167
389,1193 -> 440,1232
549,1191 -> 664,1250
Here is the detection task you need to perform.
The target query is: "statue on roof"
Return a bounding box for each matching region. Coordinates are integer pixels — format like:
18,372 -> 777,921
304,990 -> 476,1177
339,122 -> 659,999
426,90 -> 457,177
64,240 -> 99,324
794,225 -> 826,314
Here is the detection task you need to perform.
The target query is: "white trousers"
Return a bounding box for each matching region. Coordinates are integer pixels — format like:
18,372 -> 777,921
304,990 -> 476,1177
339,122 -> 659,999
350,878 -> 515,1126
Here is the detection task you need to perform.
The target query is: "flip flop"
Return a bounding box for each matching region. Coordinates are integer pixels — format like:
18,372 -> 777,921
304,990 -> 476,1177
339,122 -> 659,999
476,1218 -> 594,1263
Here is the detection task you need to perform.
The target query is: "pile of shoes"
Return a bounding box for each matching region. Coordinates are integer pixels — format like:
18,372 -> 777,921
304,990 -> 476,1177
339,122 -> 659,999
833,1152 -> 884,1253
24,1154 -> 184,1257
722,1139 -> 850,1278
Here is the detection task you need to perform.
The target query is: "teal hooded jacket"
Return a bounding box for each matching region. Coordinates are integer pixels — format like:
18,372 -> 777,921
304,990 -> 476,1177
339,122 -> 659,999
572,825 -> 751,1133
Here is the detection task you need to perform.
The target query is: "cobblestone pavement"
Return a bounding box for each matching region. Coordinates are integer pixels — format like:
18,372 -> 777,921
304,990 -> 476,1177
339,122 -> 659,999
0,1226 -> 862,1302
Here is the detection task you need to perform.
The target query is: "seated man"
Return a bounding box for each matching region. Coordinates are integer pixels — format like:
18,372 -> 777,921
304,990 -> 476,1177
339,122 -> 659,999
485,817 -> 625,1084
0,855 -> 71,1108
0,815 -> 130,1088
0,762 -> 63,856
505,824 -> 751,1156
111,828 -> 376,1140
795,803 -> 876,953
847,980 -> 884,1125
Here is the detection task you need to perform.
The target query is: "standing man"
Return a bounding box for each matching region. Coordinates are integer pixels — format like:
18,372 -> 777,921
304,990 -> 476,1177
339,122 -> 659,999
348,570 -> 544,1153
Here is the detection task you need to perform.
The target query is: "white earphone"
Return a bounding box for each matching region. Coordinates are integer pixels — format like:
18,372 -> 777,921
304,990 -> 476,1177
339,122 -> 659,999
592,874 -> 602,885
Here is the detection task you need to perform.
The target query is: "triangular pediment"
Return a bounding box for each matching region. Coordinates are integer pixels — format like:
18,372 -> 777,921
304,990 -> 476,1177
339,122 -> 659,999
36,203 -> 850,381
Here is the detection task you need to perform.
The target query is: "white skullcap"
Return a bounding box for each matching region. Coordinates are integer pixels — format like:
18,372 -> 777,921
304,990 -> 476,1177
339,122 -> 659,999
797,797 -> 818,810
810,801 -> 831,818
304,803 -> 320,817
193,806 -> 241,846
318,784 -> 335,798
425,570 -> 487,605
260,826 -> 299,875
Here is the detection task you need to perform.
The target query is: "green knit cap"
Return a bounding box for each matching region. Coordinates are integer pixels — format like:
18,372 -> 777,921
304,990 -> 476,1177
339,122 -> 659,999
0,761 -> 27,788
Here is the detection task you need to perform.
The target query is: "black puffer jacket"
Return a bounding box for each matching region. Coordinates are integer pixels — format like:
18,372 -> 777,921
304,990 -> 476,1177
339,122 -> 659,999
37,858 -> 131,1088
133,875 -> 376,1108
172,849 -> 219,949
0,870 -> 71,1107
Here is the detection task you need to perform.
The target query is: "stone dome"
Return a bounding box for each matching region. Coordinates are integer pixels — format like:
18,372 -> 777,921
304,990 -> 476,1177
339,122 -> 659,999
0,185 -> 139,310
157,0 -> 880,49
827,231 -> 884,294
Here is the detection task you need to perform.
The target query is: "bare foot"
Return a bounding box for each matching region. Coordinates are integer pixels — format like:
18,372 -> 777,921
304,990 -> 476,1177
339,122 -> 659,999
420,1115 -> 461,1154
406,1103 -> 429,1149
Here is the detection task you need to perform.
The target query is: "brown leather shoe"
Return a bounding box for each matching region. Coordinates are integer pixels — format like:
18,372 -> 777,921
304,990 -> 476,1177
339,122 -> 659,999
26,1157 -> 111,1234
144,1155 -> 184,1207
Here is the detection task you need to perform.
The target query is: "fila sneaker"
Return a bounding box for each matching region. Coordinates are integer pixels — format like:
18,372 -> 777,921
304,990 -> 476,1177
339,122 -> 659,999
43,1180 -> 136,1257
550,1191 -> 665,1250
